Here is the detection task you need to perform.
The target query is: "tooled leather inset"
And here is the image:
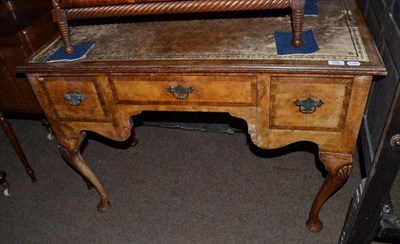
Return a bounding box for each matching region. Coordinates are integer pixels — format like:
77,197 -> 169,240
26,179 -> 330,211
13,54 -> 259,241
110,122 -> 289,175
335,165 -> 352,182
34,0 -> 368,63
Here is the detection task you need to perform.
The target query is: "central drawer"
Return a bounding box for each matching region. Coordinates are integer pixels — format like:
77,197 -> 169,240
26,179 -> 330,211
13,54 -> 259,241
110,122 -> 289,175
109,75 -> 257,106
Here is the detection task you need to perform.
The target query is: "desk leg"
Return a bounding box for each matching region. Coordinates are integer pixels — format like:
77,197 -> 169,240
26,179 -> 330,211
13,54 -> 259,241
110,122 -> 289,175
306,152 -> 353,232
58,143 -> 111,212
0,112 -> 37,183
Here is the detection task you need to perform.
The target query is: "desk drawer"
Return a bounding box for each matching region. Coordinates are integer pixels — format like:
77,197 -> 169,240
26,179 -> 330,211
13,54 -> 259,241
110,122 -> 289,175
41,77 -> 110,122
270,76 -> 353,131
109,75 -> 257,106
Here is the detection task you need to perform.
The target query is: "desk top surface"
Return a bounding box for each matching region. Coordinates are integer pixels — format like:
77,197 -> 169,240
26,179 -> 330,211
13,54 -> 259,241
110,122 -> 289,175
19,0 -> 385,75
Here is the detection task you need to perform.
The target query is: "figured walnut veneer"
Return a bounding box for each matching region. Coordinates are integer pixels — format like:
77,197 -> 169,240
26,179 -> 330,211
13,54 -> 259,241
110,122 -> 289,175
51,0 -> 305,54
18,0 -> 386,233
28,72 -> 375,233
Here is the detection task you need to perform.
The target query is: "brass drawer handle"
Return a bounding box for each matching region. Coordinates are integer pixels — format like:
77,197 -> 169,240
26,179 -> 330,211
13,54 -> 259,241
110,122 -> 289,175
294,98 -> 324,114
167,85 -> 194,99
64,93 -> 85,106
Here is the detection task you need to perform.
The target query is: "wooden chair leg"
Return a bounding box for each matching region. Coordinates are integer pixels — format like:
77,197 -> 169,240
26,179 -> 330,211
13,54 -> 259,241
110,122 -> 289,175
0,112 -> 37,183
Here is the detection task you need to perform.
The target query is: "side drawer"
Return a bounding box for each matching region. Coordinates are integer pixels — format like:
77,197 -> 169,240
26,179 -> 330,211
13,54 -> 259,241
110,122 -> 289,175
41,76 -> 111,122
270,76 -> 353,131
109,74 -> 257,106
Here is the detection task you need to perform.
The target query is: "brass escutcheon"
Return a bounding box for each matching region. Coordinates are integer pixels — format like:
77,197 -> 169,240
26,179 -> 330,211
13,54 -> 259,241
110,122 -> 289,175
64,93 -> 85,106
167,85 -> 194,99
294,98 -> 324,114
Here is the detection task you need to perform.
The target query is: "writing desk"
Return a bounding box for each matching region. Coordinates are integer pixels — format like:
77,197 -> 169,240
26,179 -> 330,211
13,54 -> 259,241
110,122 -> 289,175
18,0 -> 385,232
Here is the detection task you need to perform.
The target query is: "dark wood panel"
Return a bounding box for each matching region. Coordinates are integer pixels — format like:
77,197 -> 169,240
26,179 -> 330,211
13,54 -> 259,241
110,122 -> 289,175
0,46 -> 41,112
18,12 -> 57,56
341,0 -> 400,242
341,75 -> 400,243
357,0 -> 400,167
365,0 -> 399,71
365,44 -> 399,161
382,0 -> 395,11
0,54 -> 25,110
395,0 -> 400,27
11,0 -> 53,9
382,15 -> 400,72
0,0 -> 57,113
363,0 -> 384,52
356,0 -> 367,13
368,0 -> 389,28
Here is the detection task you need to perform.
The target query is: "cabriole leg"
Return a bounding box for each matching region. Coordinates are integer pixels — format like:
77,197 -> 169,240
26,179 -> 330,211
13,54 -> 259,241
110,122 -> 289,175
58,140 -> 110,212
306,152 -> 353,232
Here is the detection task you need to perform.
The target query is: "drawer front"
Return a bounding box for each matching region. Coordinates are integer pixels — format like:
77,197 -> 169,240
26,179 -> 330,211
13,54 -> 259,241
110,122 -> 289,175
270,76 -> 353,131
42,77 -> 110,122
109,75 -> 257,106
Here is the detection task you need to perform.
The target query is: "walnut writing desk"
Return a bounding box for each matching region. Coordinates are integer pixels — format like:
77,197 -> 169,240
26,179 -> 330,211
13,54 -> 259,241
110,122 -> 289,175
18,0 -> 385,232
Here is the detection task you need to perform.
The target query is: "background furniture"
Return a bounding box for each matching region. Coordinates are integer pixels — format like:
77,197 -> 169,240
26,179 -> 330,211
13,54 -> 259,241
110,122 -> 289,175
0,0 -> 58,183
0,0 -> 57,113
340,0 -> 400,242
18,0 -> 385,232
0,112 -> 36,182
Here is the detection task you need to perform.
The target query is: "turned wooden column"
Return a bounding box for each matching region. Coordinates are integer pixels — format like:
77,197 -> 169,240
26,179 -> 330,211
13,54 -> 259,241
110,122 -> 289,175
306,152 -> 353,232
291,0 -> 305,48
0,112 -> 37,183
51,0 -> 74,54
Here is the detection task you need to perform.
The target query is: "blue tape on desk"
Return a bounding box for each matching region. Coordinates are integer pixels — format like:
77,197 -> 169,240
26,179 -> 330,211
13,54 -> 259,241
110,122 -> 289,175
45,42 -> 95,62
274,29 -> 319,56
305,0 -> 319,16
